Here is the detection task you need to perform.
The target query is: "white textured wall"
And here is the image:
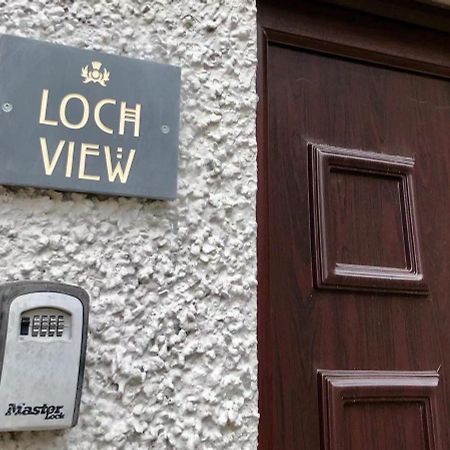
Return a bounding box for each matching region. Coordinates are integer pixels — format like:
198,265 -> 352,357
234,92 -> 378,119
0,1 -> 258,449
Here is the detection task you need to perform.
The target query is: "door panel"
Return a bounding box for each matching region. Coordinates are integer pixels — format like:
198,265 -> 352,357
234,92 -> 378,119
319,371 -> 440,450
309,143 -> 426,293
258,3 -> 450,449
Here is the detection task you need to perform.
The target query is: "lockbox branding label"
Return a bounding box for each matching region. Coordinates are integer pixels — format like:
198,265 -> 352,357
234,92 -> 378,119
0,35 -> 181,199
6,403 -> 64,420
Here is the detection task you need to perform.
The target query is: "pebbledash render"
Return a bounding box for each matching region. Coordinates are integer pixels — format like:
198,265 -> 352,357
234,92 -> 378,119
0,1 -> 258,449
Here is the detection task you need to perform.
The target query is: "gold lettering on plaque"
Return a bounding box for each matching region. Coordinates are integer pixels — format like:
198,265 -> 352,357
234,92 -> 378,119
65,141 -> 75,178
104,146 -> 136,183
79,143 -> 100,181
38,78 -> 143,185
119,102 -> 141,137
40,138 -> 66,176
39,89 -> 58,126
94,99 -> 116,134
60,93 -> 90,130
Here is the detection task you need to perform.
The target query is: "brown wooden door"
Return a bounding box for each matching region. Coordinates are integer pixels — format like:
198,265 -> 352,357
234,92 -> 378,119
257,2 -> 450,449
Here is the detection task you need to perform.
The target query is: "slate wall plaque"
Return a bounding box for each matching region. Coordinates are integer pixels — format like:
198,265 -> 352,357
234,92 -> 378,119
0,35 -> 181,199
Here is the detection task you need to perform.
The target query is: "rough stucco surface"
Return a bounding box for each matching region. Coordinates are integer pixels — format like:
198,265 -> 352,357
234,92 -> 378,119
0,0 -> 258,448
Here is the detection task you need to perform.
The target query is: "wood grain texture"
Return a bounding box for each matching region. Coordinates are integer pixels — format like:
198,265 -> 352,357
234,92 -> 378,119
309,144 -> 427,294
321,0 -> 450,33
319,370 -> 441,450
257,1 -> 450,449
260,0 -> 450,79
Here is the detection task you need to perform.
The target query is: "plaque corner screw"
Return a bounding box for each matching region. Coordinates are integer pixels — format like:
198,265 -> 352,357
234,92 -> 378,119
2,102 -> 13,113
161,125 -> 170,134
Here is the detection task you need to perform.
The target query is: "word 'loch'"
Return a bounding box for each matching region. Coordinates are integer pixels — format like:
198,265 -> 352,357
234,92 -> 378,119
39,89 -> 142,184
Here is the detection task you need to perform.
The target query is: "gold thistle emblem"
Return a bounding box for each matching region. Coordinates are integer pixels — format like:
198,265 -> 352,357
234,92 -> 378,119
81,61 -> 110,87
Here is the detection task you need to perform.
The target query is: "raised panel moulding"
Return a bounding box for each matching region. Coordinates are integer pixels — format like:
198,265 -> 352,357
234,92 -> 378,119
309,143 -> 428,294
318,370 -> 441,450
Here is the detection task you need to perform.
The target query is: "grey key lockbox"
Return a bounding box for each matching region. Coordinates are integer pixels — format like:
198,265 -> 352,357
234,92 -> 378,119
0,282 -> 89,431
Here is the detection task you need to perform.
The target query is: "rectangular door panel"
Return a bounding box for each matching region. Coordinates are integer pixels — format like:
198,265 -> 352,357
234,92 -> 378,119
319,371 -> 441,450
309,143 -> 426,293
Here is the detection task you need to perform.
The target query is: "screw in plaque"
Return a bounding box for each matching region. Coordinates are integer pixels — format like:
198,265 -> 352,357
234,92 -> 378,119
161,124 -> 170,134
2,102 -> 13,113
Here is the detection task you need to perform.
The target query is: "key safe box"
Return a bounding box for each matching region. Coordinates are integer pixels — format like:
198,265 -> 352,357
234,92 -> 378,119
0,282 -> 89,431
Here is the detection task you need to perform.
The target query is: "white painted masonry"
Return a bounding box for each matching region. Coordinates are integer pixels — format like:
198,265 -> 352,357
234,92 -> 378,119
0,1 -> 258,449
